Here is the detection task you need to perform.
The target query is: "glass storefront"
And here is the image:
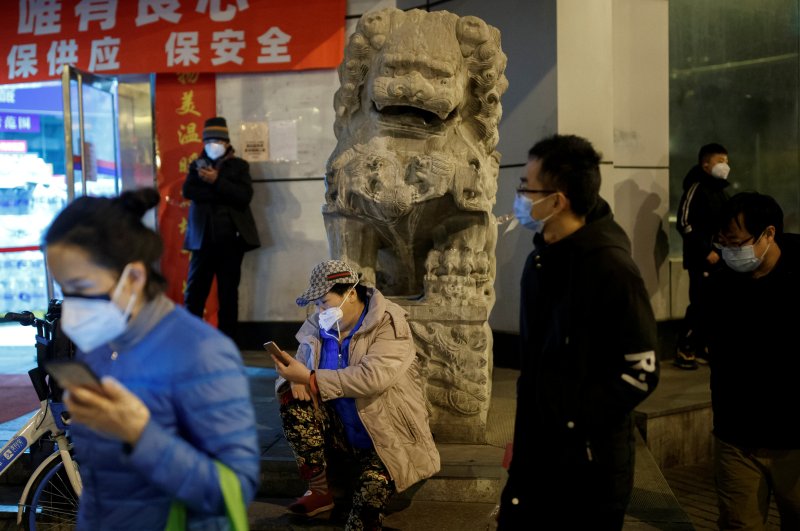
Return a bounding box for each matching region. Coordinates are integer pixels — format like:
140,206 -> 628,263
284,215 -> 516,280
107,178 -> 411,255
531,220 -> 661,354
0,81 -> 65,315
670,0 -> 800,254
0,73 -> 154,317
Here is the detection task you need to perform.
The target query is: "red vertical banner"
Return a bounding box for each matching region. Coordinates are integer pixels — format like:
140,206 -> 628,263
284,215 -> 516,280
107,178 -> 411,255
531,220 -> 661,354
155,73 -> 218,326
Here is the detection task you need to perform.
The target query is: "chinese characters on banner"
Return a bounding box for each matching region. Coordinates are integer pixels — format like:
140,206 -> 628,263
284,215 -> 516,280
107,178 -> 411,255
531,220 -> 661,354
155,72 -> 219,323
2,0 -> 345,83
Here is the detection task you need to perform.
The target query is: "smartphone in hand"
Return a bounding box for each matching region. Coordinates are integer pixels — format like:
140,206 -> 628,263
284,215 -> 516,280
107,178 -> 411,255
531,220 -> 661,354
45,360 -> 103,393
263,341 -> 291,367
195,158 -> 209,170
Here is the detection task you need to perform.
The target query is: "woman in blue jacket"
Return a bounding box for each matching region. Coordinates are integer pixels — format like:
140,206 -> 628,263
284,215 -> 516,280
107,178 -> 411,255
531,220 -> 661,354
44,188 -> 260,530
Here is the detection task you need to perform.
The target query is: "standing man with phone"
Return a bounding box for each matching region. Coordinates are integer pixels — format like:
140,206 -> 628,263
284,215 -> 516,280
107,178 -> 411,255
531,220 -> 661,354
183,117 -> 260,340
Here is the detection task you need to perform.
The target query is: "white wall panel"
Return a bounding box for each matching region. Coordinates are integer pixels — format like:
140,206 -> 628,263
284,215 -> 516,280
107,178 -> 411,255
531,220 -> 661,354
556,0 -> 615,158
612,0 -> 669,168
609,167 -> 671,320
239,180 -> 330,322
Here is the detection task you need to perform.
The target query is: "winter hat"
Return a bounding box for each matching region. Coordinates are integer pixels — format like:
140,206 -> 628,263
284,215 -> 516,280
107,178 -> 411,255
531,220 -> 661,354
203,116 -> 230,142
296,260 -> 360,307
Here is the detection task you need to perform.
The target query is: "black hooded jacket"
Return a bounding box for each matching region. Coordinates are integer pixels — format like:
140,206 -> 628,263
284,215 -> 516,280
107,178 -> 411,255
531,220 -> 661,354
511,198 -> 659,474
677,165 -> 730,271
706,232 -> 800,449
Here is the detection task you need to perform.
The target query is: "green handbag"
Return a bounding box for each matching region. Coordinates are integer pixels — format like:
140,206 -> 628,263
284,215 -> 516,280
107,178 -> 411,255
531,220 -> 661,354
165,461 -> 249,531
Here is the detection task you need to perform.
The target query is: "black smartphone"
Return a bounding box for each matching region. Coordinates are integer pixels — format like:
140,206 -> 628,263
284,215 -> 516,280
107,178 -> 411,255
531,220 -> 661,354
45,360 -> 103,392
263,341 -> 291,367
195,158 -> 209,170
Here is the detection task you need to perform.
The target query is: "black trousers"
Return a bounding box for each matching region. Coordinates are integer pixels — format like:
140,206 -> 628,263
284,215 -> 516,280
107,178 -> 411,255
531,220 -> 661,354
498,427 -> 635,531
678,269 -> 711,354
184,240 -> 245,339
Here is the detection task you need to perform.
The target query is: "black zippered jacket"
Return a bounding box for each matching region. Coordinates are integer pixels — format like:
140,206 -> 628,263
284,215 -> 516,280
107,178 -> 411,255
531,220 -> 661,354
677,165 -> 730,271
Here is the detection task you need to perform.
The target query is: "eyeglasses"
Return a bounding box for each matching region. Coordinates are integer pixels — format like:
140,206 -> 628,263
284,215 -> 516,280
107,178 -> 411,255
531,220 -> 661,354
713,233 -> 761,249
516,188 -> 556,195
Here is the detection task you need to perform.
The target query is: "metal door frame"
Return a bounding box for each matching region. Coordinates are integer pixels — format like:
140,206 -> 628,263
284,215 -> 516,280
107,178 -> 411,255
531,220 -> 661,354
61,65 -> 120,203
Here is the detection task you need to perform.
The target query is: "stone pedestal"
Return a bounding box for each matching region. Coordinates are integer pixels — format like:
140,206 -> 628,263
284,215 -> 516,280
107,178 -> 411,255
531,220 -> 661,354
395,300 -> 493,443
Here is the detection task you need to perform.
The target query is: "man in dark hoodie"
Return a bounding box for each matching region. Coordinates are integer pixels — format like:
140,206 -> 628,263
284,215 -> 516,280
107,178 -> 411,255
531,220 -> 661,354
498,134 -> 659,530
675,143 -> 730,369
183,116 -> 260,339
704,192 -> 800,529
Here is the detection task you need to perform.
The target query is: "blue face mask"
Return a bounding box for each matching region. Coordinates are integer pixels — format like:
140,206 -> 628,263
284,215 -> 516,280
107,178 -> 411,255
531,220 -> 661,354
513,194 -> 554,233
721,238 -> 770,273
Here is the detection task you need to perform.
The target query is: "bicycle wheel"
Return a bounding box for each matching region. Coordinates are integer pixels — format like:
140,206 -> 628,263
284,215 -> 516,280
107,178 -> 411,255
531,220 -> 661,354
22,454 -> 79,530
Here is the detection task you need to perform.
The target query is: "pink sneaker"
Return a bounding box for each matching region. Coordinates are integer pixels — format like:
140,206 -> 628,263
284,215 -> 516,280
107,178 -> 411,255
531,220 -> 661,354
287,490 -> 335,517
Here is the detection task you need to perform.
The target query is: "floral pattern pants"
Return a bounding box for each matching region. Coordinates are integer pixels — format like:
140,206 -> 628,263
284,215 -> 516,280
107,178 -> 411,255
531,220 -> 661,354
279,387 -> 396,531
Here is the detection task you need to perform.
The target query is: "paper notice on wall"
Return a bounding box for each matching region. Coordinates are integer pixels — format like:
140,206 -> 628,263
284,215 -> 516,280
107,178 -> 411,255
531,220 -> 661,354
268,120 -> 298,162
240,122 -> 269,162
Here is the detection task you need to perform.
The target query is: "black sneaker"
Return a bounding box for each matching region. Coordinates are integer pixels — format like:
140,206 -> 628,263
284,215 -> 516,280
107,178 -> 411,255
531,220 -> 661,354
673,349 -> 699,370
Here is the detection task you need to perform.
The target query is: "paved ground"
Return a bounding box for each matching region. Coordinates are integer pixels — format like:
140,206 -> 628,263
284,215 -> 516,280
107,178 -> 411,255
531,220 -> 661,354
664,463 -> 781,530
0,337 -> 787,529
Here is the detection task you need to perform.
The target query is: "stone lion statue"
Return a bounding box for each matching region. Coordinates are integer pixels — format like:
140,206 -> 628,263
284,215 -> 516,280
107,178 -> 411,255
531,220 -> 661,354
325,7 -> 507,300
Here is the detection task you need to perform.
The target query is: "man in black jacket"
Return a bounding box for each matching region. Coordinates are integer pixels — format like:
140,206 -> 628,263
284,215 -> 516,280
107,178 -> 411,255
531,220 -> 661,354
705,192 -> 800,529
498,135 -> 659,530
182,116 -> 260,339
675,143 -> 730,369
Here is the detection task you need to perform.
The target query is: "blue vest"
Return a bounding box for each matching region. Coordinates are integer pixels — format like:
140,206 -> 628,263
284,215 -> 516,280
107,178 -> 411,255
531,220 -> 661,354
319,301 -> 372,448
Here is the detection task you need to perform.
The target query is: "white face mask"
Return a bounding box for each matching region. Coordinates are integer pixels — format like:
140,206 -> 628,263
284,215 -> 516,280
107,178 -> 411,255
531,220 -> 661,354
318,283 -> 357,333
711,162 -> 730,180
204,143 -> 226,160
60,265 -> 137,352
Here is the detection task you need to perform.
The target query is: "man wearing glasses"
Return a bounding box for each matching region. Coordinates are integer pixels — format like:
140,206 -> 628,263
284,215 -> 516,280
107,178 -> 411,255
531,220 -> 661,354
497,134 -> 659,530
705,191 -> 800,529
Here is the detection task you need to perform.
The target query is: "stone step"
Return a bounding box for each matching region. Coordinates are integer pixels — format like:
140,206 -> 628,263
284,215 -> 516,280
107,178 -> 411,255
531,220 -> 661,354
0,441 -> 508,505
0,435 -> 693,530
635,364 -> 712,469
258,440 -> 506,503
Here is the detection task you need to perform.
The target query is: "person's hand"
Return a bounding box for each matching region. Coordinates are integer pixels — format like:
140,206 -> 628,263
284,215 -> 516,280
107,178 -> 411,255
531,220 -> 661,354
706,250 -> 720,265
271,350 -> 312,385
290,381 -> 313,401
64,377 -> 150,445
198,167 -> 219,184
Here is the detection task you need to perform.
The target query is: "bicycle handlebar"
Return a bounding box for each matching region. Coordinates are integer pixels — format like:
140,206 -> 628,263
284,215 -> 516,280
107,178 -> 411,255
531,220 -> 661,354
1,311 -> 37,326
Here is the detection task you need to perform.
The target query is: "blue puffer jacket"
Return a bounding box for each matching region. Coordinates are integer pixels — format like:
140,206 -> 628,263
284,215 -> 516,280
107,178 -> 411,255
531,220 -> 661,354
71,297 -> 260,530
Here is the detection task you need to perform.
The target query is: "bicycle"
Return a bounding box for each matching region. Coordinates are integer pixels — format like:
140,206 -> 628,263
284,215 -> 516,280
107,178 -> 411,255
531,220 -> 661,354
0,300 -> 81,530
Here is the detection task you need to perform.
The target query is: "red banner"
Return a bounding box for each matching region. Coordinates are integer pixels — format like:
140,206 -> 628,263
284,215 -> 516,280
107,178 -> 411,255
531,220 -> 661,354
2,0 -> 345,84
155,72 -> 218,325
